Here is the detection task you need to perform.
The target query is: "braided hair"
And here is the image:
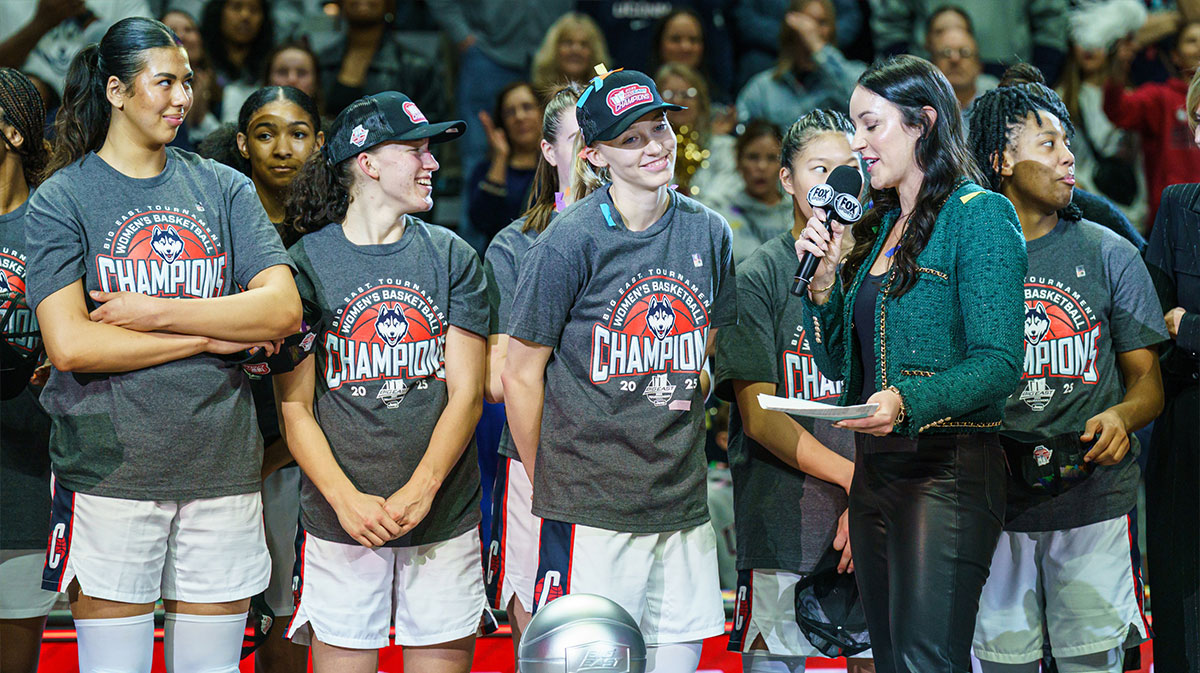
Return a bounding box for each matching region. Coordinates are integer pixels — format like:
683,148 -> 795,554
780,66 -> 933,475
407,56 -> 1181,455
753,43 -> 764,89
966,63 -> 1082,221
0,68 -> 47,188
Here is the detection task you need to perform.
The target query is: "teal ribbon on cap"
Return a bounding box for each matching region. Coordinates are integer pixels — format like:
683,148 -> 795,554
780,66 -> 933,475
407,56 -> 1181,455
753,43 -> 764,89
576,75 -> 605,109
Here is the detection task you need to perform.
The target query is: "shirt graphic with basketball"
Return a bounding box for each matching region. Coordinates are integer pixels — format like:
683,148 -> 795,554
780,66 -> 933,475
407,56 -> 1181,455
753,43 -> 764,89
0,198 -> 53,549
24,149 -> 292,501
716,232 -> 853,574
507,184 -> 738,533
288,218 -> 488,546
1004,218 -> 1167,532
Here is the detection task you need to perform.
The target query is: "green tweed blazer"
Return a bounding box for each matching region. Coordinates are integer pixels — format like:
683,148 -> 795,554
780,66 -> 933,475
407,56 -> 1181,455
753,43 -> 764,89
801,181 -> 1028,435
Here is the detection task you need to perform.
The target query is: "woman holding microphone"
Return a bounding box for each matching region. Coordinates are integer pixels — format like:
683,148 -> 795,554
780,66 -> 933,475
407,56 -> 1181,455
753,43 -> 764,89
795,54 -> 1026,671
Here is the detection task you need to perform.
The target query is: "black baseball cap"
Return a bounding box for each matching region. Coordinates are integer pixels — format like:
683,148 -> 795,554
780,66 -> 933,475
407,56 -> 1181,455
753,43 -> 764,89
793,542 -> 872,657
576,68 -> 684,145
325,91 -> 466,165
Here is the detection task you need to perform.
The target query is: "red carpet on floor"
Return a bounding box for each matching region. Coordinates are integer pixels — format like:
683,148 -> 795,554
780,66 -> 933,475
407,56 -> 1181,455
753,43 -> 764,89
35,624 -> 1155,672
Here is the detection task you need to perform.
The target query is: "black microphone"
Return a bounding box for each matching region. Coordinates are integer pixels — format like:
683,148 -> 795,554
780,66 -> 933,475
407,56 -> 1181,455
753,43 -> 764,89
791,164 -> 864,297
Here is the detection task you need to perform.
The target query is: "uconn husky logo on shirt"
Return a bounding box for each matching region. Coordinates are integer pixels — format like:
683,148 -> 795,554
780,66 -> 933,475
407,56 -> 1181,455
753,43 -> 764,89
783,325 -> 842,401
324,280 -> 446,402
1017,276 -> 1102,411
94,206 -> 227,298
590,271 -> 710,391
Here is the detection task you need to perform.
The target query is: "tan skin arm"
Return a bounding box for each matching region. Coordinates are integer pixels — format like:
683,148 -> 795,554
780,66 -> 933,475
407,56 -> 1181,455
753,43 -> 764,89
36,279 -> 274,373
484,333 -> 508,404
383,327 -> 486,536
88,264 -> 302,341
732,379 -> 855,572
275,356 -> 402,548
501,336 -> 554,484
1082,346 -> 1163,465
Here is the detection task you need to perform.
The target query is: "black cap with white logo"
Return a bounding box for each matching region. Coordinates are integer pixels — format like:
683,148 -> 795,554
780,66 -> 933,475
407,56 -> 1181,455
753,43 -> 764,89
576,68 -> 684,146
325,91 -> 466,165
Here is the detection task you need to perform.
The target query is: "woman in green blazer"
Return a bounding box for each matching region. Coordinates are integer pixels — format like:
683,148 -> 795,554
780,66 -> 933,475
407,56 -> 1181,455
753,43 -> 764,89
796,55 -> 1027,672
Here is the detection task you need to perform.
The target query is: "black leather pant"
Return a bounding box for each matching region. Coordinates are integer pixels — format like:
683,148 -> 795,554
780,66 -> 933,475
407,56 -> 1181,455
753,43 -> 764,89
850,433 -> 1006,672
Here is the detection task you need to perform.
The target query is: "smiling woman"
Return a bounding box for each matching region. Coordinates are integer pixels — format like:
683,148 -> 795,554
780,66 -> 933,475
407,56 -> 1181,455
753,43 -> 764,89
23,16 -> 301,673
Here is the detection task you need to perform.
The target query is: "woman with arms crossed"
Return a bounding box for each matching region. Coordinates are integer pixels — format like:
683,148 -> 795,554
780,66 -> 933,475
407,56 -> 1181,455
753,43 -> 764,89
26,17 -> 301,673
796,54 -> 1026,671
502,68 -> 737,673
277,91 -> 489,673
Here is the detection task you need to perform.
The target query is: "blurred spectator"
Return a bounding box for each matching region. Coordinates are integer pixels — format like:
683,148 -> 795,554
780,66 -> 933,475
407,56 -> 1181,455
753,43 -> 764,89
266,41 -> 321,103
580,0 -> 736,105
715,120 -> 794,264
733,0 -> 864,87
531,12 -> 610,91
656,63 -> 739,205
467,82 -> 542,247
650,8 -> 730,103
736,0 -> 865,131
309,0 -> 447,120
927,26 -> 997,112
223,40 -> 323,125
1059,0 -> 1149,226
201,0 -> 273,90
427,0 -> 568,249
1104,20 -> 1200,229
0,0 -> 152,94
161,9 -> 220,141
870,0 -> 1069,85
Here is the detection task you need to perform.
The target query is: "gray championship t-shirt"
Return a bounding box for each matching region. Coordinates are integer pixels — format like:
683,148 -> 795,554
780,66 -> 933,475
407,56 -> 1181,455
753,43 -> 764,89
507,184 -> 738,533
1,199 -> 52,549
290,218 -> 489,546
484,217 -> 539,461
715,232 -> 854,574
24,149 -> 292,500
1004,218 -> 1168,532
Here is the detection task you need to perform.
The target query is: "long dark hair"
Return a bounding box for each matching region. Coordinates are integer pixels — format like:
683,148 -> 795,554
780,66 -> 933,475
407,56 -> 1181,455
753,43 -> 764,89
522,82 -> 583,235
198,85 -> 322,176
967,63 -> 1082,221
0,68 -> 48,188
201,0 -> 273,83
44,17 -> 179,178
841,55 -> 983,296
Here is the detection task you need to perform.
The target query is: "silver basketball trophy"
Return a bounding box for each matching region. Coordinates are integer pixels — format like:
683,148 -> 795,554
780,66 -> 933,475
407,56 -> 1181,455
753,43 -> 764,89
517,594 -> 647,673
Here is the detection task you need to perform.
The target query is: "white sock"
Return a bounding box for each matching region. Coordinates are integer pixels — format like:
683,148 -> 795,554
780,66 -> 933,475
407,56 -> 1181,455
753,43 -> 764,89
1057,648 -> 1124,673
74,612 -> 155,673
742,650 -> 806,672
646,641 -> 703,673
163,611 -> 247,673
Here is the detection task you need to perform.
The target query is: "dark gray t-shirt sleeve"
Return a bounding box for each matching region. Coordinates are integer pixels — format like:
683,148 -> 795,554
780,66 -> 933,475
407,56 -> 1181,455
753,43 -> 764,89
24,183 -> 85,310
715,264 -> 775,399
448,234 -> 490,337
227,174 -> 294,287
484,232 -> 519,335
507,243 -> 583,347
710,218 -> 739,329
1108,241 -> 1170,352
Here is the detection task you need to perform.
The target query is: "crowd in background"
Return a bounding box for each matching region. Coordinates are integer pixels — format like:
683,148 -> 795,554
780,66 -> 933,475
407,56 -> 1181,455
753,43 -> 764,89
5,0 -> 1200,257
